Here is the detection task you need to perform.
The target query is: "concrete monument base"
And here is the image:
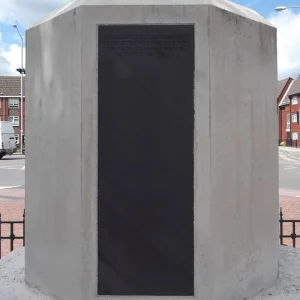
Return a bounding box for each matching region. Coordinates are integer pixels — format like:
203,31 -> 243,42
26,1 -> 278,300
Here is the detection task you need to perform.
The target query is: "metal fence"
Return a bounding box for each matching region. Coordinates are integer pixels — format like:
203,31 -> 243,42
0,208 -> 299,258
0,210 -> 25,259
280,207 -> 300,248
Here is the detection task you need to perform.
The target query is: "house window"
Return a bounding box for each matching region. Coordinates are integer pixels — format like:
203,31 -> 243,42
292,96 -> 298,105
292,132 -> 298,140
15,134 -> 19,145
8,98 -> 19,108
9,116 -> 19,126
287,113 -> 290,130
292,113 -> 298,123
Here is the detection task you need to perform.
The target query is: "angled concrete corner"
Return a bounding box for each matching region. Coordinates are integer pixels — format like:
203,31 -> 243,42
25,1 -> 278,300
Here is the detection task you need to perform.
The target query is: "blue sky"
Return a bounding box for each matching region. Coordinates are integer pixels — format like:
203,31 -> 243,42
0,0 -> 300,79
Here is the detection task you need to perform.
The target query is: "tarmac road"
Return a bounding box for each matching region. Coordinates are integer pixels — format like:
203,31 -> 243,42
0,154 -> 25,189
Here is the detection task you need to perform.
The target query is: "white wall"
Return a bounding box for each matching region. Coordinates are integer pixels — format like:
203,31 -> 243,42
26,2 -> 278,300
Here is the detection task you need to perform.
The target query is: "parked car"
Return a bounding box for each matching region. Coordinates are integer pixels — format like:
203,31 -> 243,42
0,121 -> 17,159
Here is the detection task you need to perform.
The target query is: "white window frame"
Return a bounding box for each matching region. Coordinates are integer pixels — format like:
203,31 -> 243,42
292,96 -> 298,105
15,134 -> 19,145
292,132 -> 298,140
9,116 -> 19,127
292,113 -> 298,123
8,98 -> 19,108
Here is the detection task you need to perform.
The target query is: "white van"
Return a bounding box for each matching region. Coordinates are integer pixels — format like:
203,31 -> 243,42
0,121 -> 17,159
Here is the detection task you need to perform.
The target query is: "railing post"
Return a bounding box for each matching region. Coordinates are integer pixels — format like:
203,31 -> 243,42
292,222 -> 296,248
279,207 -> 283,245
10,223 -> 15,252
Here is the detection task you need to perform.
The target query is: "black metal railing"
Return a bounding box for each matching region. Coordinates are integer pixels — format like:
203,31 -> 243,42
280,207 -> 300,248
0,210 -> 25,259
0,208 -> 299,258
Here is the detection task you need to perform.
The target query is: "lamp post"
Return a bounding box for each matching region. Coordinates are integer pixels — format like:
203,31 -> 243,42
12,24 -> 24,154
275,6 -> 300,11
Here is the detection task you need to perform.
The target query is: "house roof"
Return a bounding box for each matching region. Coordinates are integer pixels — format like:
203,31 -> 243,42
288,75 -> 300,98
278,78 -> 289,99
278,77 -> 294,106
0,76 -> 26,97
279,75 -> 300,107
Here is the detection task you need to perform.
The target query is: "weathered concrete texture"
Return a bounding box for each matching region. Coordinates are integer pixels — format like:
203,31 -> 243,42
25,1 -> 278,300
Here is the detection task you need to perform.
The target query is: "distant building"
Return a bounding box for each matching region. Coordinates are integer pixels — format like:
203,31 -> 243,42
0,76 -> 25,146
278,75 -> 300,146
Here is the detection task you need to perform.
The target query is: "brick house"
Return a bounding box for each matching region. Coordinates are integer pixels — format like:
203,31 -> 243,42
0,76 -> 25,146
278,75 -> 300,146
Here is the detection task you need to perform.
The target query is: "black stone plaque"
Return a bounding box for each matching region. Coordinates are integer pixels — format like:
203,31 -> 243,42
98,25 -> 194,296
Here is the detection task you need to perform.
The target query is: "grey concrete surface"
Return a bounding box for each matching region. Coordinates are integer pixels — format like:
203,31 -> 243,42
0,155 -> 25,188
279,149 -> 300,192
26,1 -> 278,300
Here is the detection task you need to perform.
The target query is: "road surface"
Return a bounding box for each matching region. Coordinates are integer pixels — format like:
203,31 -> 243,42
0,149 -> 298,196
0,155 -> 25,188
279,148 -> 300,196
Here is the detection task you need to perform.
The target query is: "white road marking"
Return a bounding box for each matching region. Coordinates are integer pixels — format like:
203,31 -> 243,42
285,166 -> 297,170
0,185 -> 22,190
0,165 -> 24,170
279,151 -> 300,163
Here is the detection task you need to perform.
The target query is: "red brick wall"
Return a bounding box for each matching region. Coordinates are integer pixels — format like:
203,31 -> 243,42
280,106 -> 289,140
0,97 -> 26,145
289,94 -> 300,141
278,78 -> 293,140
278,107 -> 283,139
0,98 -> 8,121
279,95 -> 300,142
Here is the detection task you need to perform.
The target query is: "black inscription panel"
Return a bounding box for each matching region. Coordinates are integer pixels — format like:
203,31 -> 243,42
98,25 -> 194,296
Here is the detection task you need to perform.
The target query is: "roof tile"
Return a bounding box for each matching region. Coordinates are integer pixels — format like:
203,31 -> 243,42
278,78 -> 289,99
288,78 -> 300,98
0,76 -> 26,97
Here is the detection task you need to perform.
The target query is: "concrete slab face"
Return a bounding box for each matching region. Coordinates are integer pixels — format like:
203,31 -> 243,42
26,2 -> 278,300
25,8 -> 83,300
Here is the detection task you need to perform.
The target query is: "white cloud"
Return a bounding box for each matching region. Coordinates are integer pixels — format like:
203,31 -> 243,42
0,0 -> 70,28
0,0 -> 69,75
268,10 -> 300,80
0,32 -> 25,75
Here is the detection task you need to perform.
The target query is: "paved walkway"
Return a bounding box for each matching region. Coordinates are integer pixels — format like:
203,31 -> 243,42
0,188 -> 25,258
280,196 -> 300,248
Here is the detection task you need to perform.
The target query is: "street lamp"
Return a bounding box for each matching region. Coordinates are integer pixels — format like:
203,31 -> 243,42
12,24 -> 24,154
275,6 -> 300,11
16,68 -> 26,74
